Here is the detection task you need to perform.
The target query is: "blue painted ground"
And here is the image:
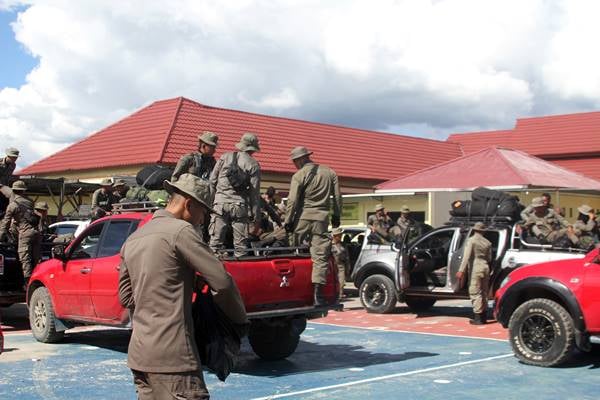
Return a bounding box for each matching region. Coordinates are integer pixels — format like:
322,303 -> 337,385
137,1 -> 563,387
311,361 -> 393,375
0,323 -> 598,399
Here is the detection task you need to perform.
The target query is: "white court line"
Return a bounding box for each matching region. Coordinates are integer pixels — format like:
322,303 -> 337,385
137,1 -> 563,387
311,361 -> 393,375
250,353 -> 513,400
310,321 -> 508,342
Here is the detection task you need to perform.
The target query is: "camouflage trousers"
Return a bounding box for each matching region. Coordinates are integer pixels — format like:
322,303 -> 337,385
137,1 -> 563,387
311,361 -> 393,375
18,228 -> 41,279
132,369 -> 208,400
468,262 -> 490,314
292,219 -> 331,285
209,203 -> 250,257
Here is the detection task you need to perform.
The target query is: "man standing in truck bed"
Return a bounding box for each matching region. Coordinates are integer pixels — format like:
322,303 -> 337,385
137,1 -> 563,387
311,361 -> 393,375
118,173 -> 247,399
285,146 -> 342,306
171,131 -> 219,182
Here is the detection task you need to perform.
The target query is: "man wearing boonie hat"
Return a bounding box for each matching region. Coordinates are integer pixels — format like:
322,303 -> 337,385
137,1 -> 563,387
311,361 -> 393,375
119,173 -> 247,399
367,204 -> 393,243
172,131 -> 219,182
331,227 -> 350,300
284,146 -> 342,306
92,178 -> 117,213
209,133 -> 262,257
571,204 -> 597,249
390,205 -> 415,242
0,180 -> 41,286
0,147 -> 19,186
522,196 -> 569,243
34,201 -> 50,236
112,179 -> 129,202
455,222 -> 492,325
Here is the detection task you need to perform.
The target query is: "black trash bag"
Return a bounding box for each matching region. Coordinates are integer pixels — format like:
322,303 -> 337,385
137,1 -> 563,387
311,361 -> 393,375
192,285 -> 248,382
136,164 -> 174,190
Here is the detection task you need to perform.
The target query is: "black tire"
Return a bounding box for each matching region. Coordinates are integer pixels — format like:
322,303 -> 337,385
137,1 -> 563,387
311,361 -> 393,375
359,274 -> 397,314
249,318 -> 305,361
405,297 -> 436,312
29,286 -> 64,343
508,298 -> 574,367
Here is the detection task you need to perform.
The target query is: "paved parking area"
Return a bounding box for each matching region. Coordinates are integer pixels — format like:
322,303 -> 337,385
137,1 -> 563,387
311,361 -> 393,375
2,297 -> 600,399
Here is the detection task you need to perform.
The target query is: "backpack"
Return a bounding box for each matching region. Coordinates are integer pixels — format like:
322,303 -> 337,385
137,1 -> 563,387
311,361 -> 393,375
125,186 -> 150,202
226,152 -> 251,194
136,164 -> 174,190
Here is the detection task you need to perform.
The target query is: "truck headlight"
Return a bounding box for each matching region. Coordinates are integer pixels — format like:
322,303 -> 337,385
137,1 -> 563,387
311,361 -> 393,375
499,276 -> 511,289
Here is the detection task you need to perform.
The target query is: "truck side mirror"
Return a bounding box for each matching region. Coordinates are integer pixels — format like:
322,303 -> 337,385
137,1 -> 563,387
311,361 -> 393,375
52,245 -> 67,262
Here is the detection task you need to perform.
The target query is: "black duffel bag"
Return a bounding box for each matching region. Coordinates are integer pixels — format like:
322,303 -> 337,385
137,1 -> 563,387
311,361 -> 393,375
135,164 -> 174,190
192,285 -> 249,382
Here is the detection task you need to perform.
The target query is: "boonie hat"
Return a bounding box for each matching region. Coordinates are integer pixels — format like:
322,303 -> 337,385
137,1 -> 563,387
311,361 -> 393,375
235,133 -> 260,152
400,205 -> 410,213
163,173 -> 216,213
11,180 -> 27,191
35,201 -> 49,211
473,222 -> 486,231
531,197 -> 545,208
578,204 -> 593,214
100,178 -> 113,186
374,204 -> 385,212
113,179 -> 127,187
198,131 -> 219,147
5,147 -> 19,158
289,146 -> 313,161
331,227 -> 344,236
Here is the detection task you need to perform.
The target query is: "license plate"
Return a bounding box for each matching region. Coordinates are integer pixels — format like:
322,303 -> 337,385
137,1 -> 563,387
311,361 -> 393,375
0,254 -> 4,275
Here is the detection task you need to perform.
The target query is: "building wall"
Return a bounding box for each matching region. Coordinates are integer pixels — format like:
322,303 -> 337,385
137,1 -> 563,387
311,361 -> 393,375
341,194 -> 429,226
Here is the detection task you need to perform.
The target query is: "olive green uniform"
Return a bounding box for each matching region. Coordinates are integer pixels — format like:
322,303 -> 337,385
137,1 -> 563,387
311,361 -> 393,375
458,232 -> 492,315
0,194 -> 40,279
171,152 -> 216,182
0,158 -> 15,186
209,151 -> 261,256
91,188 -> 117,213
524,209 -> 568,243
285,162 -> 342,285
331,242 -> 350,297
367,214 -> 393,242
572,218 -> 597,249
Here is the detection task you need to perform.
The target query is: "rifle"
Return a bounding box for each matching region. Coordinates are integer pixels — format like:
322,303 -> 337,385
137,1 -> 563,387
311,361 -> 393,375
286,164 -> 319,233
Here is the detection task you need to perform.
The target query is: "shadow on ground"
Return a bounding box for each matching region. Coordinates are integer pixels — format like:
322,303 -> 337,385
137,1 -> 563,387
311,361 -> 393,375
0,303 -> 30,332
235,340 -> 437,377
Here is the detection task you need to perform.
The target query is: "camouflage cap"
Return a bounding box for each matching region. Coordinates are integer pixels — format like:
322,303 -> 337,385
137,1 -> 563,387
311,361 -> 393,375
289,146 -> 313,160
235,133 -> 260,152
331,227 -> 344,236
100,178 -> 113,186
34,201 -> 49,211
374,204 -> 385,212
5,147 -> 19,158
473,222 -> 486,231
113,179 -> 127,187
400,205 -> 410,213
11,180 -> 27,191
578,204 -> 593,214
163,173 -> 216,213
198,131 -> 219,147
531,197 -> 545,208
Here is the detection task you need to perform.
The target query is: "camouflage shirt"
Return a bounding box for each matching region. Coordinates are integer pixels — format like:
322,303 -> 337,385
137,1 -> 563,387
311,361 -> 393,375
172,152 -> 216,182
0,158 -> 16,186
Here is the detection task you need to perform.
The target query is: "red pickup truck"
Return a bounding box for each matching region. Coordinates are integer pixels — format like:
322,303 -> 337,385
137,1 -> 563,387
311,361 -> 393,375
26,212 -> 341,360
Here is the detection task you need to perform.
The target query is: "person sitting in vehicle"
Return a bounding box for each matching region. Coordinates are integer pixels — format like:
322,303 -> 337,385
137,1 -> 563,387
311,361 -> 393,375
520,192 -> 557,221
367,204 -> 393,243
522,197 -> 570,245
569,205 -> 597,250
389,205 -> 416,243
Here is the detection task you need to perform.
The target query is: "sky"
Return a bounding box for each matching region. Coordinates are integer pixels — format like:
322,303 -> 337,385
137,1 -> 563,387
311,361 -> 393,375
2,0 -> 600,169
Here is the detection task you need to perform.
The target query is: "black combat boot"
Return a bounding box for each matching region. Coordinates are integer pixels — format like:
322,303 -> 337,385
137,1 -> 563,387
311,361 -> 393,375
480,311 -> 488,324
469,313 -> 485,325
313,284 -> 326,307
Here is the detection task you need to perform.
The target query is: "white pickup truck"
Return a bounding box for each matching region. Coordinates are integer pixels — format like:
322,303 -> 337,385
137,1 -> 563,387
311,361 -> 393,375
350,221 -> 587,313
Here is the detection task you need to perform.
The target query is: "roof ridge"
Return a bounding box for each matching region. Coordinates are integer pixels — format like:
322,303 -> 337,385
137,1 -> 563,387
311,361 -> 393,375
157,97 -> 185,162
494,147 -> 528,184
517,109 -> 600,123
509,148 -> 600,181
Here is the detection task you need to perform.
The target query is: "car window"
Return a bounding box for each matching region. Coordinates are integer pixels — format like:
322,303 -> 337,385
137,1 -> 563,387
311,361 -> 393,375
54,225 -> 78,236
69,223 -> 105,259
413,230 -> 455,251
97,221 -> 134,258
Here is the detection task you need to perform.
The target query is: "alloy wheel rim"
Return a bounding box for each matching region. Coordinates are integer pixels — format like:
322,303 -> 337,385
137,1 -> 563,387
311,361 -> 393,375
33,299 -> 47,332
520,314 -> 556,353
365,283 -> 385,307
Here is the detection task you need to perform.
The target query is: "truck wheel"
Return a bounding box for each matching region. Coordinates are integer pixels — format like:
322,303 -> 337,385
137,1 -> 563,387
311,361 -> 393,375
405,297 -> 436,312
249,318 -> 305,361
29,287 -> 64,343
359,274 -> 397,314
508,298 -> 574,367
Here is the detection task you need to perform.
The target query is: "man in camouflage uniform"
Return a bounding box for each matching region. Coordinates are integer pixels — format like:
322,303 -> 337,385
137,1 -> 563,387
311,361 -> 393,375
367,204 -> 393,243
331,227 -> 350,300
456,222 -> 492,325
520,192 -> 554,221
284,146 -> 342,306
0,147 -> 19,186
209,133 -> 261,256
0,180 -> 41,285
522,197 -> 569,244
92,178 -> 117,214
112,179 -> 129,202
389,205 -> 415,242
171,131 -> 219,182
570,204 -> 597,249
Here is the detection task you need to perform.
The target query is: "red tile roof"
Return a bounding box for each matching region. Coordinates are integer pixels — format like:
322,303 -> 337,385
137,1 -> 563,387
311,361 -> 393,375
376,147 -> 600,192
20,97 -> 463,182
446,129 -> 512,154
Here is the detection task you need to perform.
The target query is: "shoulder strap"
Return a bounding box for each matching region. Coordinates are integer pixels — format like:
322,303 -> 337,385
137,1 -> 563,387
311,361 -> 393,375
304,164 -> 319,189
193,153 -> 203,176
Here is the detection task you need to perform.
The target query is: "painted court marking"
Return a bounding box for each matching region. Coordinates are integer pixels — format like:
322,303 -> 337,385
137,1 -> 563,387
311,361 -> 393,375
250,353 -> 513,400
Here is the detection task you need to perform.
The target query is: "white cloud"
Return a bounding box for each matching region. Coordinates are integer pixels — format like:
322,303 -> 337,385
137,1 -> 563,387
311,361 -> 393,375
1,0 -> 600,169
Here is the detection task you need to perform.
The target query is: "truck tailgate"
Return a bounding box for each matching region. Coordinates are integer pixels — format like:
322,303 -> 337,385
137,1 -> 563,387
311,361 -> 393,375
224,256 -> 338,313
